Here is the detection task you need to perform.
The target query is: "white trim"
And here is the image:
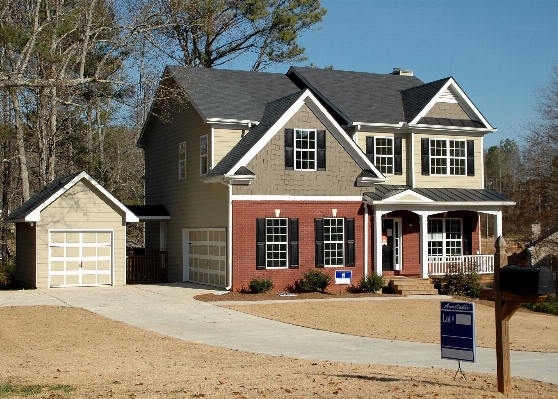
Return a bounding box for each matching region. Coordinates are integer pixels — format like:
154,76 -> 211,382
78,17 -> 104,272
227,184 -> 233,290
381,189 -> 434,203
232,195 -> 364,201
481,136 -> 485,189
206,117 -> 259,125
410,132 -> 416,187
409,78 -> 494,129
210,126 -> 215,169
226,90 -> 385,180
348,122 -> 405,129
25,171 -> 139,223
182,229 -> 189,282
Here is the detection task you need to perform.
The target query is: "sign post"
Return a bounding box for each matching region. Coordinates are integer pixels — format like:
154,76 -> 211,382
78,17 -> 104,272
441,301 -> 476,379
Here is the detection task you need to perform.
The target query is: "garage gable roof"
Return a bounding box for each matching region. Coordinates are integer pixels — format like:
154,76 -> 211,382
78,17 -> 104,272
6,171 -> 139,223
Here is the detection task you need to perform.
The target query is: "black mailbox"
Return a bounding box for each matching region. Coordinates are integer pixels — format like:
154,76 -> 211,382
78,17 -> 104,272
500,265 -> 554,295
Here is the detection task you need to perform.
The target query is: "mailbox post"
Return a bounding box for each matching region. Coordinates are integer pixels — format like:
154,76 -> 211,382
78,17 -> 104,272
482,237 -> 553,394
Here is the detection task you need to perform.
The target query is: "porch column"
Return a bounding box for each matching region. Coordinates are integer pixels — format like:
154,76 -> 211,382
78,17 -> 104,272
494,211 -> 503,239
419,213 -> 429,278
373,209 -> 389,276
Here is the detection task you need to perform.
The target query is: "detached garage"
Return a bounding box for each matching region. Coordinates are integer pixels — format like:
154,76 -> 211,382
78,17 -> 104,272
6,171 -> 138,288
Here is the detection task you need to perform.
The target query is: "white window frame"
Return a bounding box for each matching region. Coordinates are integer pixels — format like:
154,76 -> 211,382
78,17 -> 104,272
374,136 -> 394,175
200,135 -> 208,175
179,141 -> 186,179
294,129 -> 316,171
324,218 -> 344,266
265,218 -> 288,269
427,218 -> 462,256
429,139 -> 466,176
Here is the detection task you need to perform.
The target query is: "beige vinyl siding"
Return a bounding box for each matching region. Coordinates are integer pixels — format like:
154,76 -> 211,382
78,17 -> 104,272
14,222 -> 36,288
356,132 -> 408,185
213,128 -> 244,166
414,134 -> 483,188
36,180 -> 127,288
144,101 -> 229,282
235,104 -> 366,196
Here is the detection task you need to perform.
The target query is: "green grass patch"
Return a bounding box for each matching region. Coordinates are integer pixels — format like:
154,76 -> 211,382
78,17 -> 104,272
522,295 -> 558,315
0,382 -> 74,397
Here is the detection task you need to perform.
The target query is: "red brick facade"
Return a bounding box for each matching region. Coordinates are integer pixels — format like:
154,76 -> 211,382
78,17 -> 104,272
231,201 -> 480,291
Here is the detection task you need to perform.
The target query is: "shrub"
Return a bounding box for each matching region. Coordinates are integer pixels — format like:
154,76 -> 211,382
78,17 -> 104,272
248,277 -> 274,293
356,273 -> 386,293
295,269 -> 332,292
0,257 -> 16,286
440,263 -> 481,298
522,295 -> 557,315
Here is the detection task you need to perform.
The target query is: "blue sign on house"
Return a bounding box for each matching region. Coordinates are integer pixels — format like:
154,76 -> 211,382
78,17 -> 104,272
440,301 -> 476,363
335,270 -> 352,285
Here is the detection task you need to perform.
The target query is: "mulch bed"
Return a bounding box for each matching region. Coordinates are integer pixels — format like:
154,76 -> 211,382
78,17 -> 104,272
196,289 -> 401,302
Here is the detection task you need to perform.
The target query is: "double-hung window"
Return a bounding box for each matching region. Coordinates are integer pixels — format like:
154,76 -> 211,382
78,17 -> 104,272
179,141 -> 186,179
365,136 -> 402,175
427,218 -> 462,256
256,218 -> 299,269
324,218 -> 344,266
284,128 -> 326,171
428,139 -> 466,176
295,129 -> 316,170
200,135 -> 208,175
315,218 -> 355,267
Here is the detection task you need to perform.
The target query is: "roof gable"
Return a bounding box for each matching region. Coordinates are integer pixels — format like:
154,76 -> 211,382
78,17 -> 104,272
6,171 -> 139,223
402,77 -> 494,129
206,89 -> 385,181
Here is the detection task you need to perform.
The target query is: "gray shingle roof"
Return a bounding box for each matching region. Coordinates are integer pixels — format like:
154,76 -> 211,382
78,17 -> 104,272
168,66 -> 298,122
365,185 -> 514,203
206,90 -> 304,178
287,67 -> 424,124
6,171 -> 83,220
400,77 -> 450,122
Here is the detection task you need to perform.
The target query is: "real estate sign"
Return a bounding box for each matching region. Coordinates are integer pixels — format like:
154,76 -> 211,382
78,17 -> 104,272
335,270 -> 352,285
440,301 -> 476,363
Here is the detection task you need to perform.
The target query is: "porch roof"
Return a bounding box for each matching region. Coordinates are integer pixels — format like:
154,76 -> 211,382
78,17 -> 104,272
363,185 -> 515,206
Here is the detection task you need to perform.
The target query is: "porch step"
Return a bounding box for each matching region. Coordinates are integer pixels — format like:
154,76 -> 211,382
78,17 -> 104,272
389,277 -> 439,295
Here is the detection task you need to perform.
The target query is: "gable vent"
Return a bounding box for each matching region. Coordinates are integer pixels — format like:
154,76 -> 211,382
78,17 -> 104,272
438,87 -> 458,103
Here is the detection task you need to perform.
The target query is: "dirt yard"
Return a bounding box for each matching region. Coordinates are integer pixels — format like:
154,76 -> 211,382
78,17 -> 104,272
0,300 -> 557,398
199,292 -> 558,353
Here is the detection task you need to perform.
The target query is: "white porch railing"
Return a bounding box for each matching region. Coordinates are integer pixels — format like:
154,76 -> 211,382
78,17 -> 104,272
428,255 -> 494,275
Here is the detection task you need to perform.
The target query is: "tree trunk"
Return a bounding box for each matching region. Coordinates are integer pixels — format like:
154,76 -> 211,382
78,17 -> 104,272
10,91 -> 30,202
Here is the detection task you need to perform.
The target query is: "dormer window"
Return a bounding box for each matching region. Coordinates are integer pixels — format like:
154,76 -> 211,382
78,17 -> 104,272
284,128 -> 326,171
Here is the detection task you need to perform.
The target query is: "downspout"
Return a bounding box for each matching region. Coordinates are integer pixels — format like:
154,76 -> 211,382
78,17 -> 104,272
364,204 -> 369,277
410,131 -> 416,188
226,183 -> 233,290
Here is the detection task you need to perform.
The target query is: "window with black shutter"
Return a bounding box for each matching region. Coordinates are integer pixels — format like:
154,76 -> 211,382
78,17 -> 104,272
394,137 -> 403,175
289,218 -> 299,269
421,138 -> 430,175
315,218 -> 355,267
284,129 -> 294,170
467,140 -> 475,176
317,130 -> 326,171
315,218 -> 324,267
256,218 -> 298,269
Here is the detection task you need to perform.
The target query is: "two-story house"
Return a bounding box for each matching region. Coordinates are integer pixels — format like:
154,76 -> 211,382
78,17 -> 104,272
138,66 -> 514,291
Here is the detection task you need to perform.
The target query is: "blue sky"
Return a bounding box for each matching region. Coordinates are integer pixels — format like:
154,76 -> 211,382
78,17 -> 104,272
230,0 -> 558,148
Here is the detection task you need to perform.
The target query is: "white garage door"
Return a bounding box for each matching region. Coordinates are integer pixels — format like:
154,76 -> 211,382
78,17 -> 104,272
49,230 -> 113,287
184,228 -> 226,288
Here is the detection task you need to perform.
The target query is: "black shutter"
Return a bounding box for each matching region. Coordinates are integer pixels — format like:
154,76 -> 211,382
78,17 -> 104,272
421,138 -> 430,175
285,129 -> 294,170
256,219 -> 266,270
345,218 -> 355,267
394,137 -> 403,175
315,218 -> 324,268
317,130 -> 326,171
366,136 -> 375,163
289,218 -> 299,269
467,140 -> 475,176
462,217 -> 473,255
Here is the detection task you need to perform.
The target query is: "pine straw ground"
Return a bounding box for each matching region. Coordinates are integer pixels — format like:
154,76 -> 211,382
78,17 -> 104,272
0,299 -> 556,399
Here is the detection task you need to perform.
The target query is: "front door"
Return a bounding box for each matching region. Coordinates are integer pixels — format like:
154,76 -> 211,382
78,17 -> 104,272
382,218 -> 402,271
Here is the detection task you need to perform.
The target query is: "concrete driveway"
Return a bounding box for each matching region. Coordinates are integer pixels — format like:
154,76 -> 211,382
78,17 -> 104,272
1,283 -> 557,384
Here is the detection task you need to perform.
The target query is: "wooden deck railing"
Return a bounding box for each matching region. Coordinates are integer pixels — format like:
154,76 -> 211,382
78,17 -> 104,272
428,254 -> 494,275
126,251 -> 168,284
